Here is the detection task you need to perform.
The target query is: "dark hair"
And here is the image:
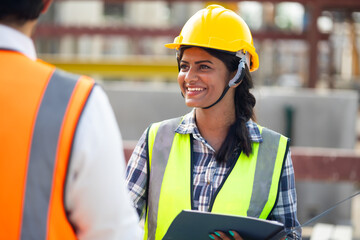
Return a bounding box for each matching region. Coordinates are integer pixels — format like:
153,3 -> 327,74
178,46 -> 256,162
0,0 -> 45,23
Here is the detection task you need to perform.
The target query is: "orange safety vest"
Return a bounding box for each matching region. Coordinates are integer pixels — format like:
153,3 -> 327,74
0,50 -> 95,240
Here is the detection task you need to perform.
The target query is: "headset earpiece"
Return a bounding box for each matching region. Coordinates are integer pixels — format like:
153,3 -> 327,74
228,56 -> 247,87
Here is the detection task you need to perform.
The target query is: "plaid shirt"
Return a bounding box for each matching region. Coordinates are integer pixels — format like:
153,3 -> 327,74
126,110 -> 301,239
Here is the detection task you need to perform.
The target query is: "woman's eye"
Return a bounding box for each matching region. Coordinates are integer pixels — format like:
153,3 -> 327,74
200,65 -> 211,70
180,64 -> 189,71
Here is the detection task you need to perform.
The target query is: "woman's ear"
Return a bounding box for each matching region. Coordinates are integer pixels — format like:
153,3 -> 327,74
228,69 -> 244,88
229,78 -> 242,88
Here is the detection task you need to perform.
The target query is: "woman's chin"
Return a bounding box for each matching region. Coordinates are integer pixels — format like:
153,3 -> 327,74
184,100 -> 198,108
185,101 -> 210,109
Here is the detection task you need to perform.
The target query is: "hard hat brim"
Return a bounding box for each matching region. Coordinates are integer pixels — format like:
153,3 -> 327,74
164,43 -> 179,50
165,42 -> 259,72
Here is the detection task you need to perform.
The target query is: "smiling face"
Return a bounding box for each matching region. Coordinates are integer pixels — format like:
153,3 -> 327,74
178,47 -> 231,108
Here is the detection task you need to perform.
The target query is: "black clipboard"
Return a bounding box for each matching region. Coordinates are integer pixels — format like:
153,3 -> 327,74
163,192 -> 360,240
162,210 -> 286,240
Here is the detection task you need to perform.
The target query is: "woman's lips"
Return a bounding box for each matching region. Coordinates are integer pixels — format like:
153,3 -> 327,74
186,87 -> 205,96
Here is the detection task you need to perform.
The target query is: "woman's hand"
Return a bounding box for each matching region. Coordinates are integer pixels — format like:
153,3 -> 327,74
209,231 -> 288,240
209,230 -> 243,240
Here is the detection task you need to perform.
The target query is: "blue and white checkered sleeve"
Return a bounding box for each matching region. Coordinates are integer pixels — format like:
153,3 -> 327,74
125,128 -> 149,219
269,149 -> 302,240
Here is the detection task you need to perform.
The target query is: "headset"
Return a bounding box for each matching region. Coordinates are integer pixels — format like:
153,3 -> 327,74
228,54 -> 247,87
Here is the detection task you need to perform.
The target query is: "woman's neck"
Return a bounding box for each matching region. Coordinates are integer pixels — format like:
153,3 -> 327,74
195,105 -> 236,152
196,107 -> 234,129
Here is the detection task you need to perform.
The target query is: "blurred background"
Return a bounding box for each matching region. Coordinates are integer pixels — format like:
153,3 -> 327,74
35,0 -> 359,239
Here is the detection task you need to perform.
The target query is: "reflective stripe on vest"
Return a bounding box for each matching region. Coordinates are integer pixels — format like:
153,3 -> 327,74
211,127 -> 288,219
21,70 -> 79,239
145,117 -> 288,240
146,117 -> 186,240
0,50 -> 94,240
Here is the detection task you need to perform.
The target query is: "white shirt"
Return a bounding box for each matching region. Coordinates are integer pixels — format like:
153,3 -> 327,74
0,24 -> 142,240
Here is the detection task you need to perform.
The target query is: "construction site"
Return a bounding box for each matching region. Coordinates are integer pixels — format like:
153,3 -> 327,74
33,0 -> 360,239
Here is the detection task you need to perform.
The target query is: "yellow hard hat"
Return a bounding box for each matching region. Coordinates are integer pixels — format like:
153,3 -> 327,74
165,4 -> 259,72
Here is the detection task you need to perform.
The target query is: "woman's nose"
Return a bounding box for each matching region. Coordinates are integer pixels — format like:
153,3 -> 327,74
184,67 -> 198,83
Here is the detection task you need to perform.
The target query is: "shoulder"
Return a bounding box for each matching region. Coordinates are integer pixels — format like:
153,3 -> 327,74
149,116 -> 184,132
54,68 -> 95,87
37,59 -> 95,86
255,124 -> 289,146
5,53 -> 55,75
254,122 -> 287,138
80,85 -> 117,126
147,117 -> 184,145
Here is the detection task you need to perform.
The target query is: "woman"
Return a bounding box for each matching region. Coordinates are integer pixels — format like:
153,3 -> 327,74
126,4 -> 301,240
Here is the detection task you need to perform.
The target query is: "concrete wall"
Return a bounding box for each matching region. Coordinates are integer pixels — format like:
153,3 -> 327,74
103,82 -> 359,149
254,87 -> 359,149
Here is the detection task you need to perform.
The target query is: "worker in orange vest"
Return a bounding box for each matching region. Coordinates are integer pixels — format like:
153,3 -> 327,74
0,0 -> 142,239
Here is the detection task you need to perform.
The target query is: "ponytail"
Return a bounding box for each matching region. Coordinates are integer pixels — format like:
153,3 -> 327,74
216,65 -> 256,162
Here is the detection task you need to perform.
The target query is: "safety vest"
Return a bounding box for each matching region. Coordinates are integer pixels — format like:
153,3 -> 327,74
0,50 -> 95,239
144,117 -> 289,240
